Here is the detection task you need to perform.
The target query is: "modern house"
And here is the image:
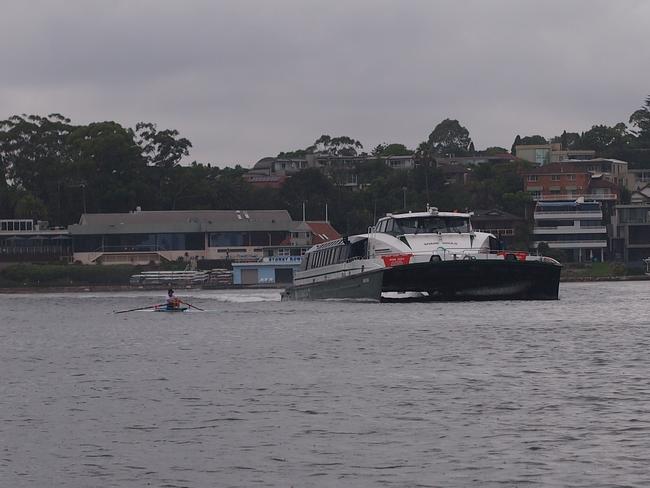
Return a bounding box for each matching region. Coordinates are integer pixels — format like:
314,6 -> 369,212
68,209 -> 340,265
611,204 -> 650,263
434,153 -> 517,167
515,143 -> 595,165
245,152 -> 417,189
532,200 -> 608,262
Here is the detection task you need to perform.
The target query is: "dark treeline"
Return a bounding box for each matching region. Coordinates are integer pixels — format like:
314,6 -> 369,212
1,96 -> 649,237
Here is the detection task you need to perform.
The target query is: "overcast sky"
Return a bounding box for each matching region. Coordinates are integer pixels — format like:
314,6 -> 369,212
1,0 -> 649,166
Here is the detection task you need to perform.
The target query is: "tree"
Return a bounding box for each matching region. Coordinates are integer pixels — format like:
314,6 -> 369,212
421,119 -> 472,157
629,95 -> 650,148
14,192 -> 48,220
552,130 -> 582,150
371,143 -> 411,157
279,168 -> 335,221
135,122 -> 192,169
484,146 -> 509,155
518,135 -> 547,145
312,135 -> 363,156
580,123 -> 628,155
67,121 -> 150,215
0,114 -> 74,223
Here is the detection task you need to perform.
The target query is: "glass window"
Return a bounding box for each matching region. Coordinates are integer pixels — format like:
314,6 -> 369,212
394,216 -> 469,234
535,149 -> 549,165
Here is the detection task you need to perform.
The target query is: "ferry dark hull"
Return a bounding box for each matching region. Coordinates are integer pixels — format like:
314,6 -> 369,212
382,259 -> 561,301
281,268 -> 384,301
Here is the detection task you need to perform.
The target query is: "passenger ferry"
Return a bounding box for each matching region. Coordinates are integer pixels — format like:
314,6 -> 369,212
282,206 -> 562,301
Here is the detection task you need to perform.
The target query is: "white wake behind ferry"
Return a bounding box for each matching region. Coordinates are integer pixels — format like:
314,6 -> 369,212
281,206 -> 561,301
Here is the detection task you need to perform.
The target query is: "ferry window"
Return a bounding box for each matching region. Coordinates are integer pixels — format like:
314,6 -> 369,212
1,222 -> 6,231
303,253 -> 310,270
395,216 -> 469,234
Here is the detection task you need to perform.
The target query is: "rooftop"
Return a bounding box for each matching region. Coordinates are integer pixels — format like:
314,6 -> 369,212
69,210 -> 295,235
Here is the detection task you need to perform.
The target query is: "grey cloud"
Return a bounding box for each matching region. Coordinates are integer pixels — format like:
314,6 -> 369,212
1,0 -> 648,165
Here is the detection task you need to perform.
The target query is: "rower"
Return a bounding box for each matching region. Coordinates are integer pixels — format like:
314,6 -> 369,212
166,288 -> 181,310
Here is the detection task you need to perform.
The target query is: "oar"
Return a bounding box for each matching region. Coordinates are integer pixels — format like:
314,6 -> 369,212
180,300 -> 204,311
114,303 -> 165,314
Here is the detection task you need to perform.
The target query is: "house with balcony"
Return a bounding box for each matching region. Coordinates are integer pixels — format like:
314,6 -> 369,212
566,158 -> 629,189
382,155 -> 416,170
611,204 -> 650,263
435,153 -> 517,167
246,152 -> 418,189
532,200 -> 608,262
523,163 -> 619,202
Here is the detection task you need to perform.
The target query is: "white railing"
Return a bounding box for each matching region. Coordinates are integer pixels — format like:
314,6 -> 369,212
532,193 -> 617,201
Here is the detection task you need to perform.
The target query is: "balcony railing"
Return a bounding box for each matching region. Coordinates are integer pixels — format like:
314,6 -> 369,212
532,193 -> 617,201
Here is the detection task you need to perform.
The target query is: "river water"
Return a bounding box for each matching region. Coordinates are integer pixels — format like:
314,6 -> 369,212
1,282 -> 650,487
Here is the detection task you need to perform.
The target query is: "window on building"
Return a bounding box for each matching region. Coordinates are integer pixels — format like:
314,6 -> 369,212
567,174 -> 576,180
527,175 -> 538,182
535,149 -> 549,165
551,175 -> 561,181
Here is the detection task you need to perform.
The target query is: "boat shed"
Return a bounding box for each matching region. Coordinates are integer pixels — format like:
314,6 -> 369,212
68,209 -> 305,265
232,257 -> 302,285
67,209 -> 340,265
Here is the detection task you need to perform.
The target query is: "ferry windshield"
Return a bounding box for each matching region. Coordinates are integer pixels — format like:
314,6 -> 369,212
394,216 -> 469,234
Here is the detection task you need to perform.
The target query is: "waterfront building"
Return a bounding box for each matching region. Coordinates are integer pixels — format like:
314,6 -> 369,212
68,209 -> 340,265
0,219 -> 71,263
231,256 -> 302,285
532,200 -> 608,262
611,204 -> 650,263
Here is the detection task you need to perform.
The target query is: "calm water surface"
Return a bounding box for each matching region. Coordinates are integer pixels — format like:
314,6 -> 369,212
2,282 -> 650,487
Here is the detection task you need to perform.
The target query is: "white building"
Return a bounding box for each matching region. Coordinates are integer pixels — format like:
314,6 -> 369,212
532,200 -> 608,262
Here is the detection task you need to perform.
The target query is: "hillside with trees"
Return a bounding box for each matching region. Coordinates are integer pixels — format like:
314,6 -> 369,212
1,95 -> 649,235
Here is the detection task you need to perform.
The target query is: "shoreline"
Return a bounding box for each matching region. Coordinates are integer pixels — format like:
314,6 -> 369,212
0,276 -> 648,294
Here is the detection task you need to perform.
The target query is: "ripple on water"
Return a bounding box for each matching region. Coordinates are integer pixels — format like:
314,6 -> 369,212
2,283 -> 650,487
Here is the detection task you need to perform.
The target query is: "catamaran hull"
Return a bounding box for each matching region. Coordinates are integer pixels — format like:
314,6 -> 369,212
281,269 -> 384,301
382,259 -> 561,301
